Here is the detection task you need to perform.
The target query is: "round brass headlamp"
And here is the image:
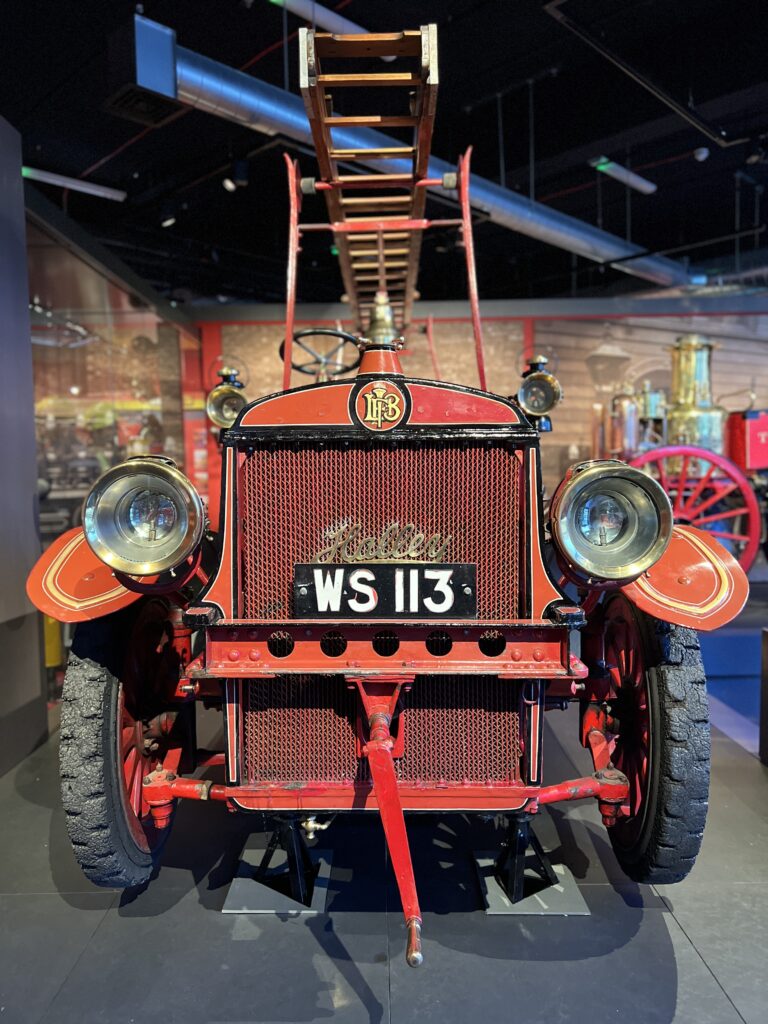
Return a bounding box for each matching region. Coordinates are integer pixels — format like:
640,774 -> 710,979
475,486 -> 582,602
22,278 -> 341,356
517,371 -> 563,416
550,460 -> 673,584
83,458 -> 205,576
206,383 -> 248,428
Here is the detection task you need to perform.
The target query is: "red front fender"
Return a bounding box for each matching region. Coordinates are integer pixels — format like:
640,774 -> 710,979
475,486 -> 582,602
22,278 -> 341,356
26,528 -> 141,623
620,525 -> 749,631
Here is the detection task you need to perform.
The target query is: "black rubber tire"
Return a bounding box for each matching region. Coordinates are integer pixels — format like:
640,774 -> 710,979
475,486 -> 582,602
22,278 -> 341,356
605,595 -> 710,885
59,604 -> 173,888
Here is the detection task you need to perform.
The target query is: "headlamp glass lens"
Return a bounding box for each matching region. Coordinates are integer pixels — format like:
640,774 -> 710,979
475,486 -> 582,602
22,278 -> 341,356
220,395 -> 243,422
551,461 -> 673,582
83,459 -> 204,575
126,490 -> 178,544
576,494 -> 628,547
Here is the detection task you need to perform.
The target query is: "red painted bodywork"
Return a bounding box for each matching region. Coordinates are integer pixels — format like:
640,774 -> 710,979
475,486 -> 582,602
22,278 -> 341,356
726,409 -> 768,472
621,524 -> 748,630
192,622 -> 584,678
26,529 -> 206,623
26,528 -> 140,623
237,377 -> 524,429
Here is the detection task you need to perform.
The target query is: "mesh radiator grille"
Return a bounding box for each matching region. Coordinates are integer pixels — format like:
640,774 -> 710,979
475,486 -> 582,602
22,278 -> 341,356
241,675 -> 522,786
239,442 -> 522,620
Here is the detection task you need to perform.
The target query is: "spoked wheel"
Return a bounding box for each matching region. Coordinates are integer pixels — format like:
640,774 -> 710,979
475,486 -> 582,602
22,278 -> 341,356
117,684 -> 164,853
60,599 -> 189,887
601,593 -> 710,884
603,598 -> 651,848
279,327 -> 361,381
630,445 -> 760,570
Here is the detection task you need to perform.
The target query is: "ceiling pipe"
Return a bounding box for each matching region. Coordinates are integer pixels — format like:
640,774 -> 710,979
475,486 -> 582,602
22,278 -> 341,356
21,166 -> 126,202
266,0 -> 395,59
133,15 -> 696,288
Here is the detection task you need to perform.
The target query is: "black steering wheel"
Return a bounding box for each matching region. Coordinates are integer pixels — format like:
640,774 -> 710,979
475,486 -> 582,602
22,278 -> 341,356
279,328 -> 362,379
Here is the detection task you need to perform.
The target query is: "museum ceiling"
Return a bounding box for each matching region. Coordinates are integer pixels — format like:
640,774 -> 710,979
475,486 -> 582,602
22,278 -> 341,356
2,0 -> 767,304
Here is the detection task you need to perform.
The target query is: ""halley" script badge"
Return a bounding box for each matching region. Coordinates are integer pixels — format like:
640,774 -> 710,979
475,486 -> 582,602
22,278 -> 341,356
313,522 -> 452,564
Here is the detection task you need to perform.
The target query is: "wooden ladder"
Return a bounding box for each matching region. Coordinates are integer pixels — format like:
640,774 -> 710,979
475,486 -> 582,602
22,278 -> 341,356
299,26 -> 439,333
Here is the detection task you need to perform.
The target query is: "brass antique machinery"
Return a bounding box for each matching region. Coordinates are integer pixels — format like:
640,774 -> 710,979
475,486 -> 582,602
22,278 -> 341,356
594,334 -> 762,570
665,335 -> 727,453
597,335 -> 727,461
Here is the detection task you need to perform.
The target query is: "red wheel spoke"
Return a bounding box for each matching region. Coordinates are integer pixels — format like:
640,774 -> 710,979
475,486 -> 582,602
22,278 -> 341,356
126,748 -> 143,793
131,761 -> 144,818
121,724 -> 136,758
123,749 -> 144,817
673,456 -> 689,515
654,461 -> 670,494
633,447 -> 761,570
603,597 -> 651,828
692,506 -> 749,527
685,480 -> 738,519
679,462 -> 716,515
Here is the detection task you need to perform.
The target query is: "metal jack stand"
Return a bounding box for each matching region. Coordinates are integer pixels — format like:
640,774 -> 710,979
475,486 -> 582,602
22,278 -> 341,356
474,814 -> 589,916
495,815 -> 559,903
222,818 -> 333,916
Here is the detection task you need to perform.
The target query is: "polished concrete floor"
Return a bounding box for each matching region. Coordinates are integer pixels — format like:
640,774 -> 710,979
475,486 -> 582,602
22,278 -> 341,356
1,700 -> 767,1024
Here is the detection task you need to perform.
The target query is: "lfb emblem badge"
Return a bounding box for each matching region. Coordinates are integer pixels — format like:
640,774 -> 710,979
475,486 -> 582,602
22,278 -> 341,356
353,379 -> 409,431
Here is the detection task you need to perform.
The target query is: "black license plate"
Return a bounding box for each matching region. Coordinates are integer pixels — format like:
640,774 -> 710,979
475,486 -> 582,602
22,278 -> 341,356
293,563 -> 477,618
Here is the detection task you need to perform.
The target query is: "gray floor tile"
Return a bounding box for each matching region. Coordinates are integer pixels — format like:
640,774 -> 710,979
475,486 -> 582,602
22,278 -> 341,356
40,887 -> 390,1024
663,911 -> 747,1024
0,741 -> 109,892
0,734 -> 110,895
388,888 -> 743,1024
674,730 -> 768,886
0,892 -> 116,1024
661,880 -> 768,1024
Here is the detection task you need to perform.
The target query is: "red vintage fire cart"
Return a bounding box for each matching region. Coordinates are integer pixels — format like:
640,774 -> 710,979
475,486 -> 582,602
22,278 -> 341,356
593,333 -> 766,571
28,25 -> 748,967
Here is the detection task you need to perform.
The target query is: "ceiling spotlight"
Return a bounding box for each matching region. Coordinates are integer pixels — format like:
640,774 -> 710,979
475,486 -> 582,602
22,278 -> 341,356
222,177 -> 237,192
693,147 -> 710,162
161,214 -> 176,228
746,147 -> 766,166
589,156 -> 657,195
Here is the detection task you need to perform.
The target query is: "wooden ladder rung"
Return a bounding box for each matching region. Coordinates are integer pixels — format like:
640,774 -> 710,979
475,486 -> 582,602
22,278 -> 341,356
354,273 -> 408,282
331,147 -> 415,160
324,115 -> 420,128
336,174 -> 418,186
345,214 -> 415,222
317,72 -> 421,88
350,260 -> 409,270
347,248 -> 410,257
314,32 -> 423,60
358,292 -> 406,299
346,232 -> 411,242
341,195 -> 412,206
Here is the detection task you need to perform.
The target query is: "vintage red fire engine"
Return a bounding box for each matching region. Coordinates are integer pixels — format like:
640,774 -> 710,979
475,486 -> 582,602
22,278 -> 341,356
28,323 -> 748,966
26,20 -> 750,969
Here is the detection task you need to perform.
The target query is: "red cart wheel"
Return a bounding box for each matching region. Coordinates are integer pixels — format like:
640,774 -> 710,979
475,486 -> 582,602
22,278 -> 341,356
629,445 -> 760,571
600,593 -> 710,883
60,600 -> 188,888
118,684 -> 163,847
603,596 -> 649,841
